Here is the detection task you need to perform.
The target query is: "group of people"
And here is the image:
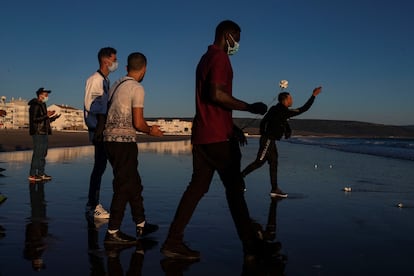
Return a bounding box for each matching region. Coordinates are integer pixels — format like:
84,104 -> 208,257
26,19 -> 322,261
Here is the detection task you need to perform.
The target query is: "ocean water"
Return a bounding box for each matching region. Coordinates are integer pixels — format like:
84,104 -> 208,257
0,138 -> 413,275
288,137 -> 414,161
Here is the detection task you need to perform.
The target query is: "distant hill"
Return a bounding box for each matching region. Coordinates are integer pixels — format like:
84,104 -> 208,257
148,118 -> 414,138
237,118 -> 414,138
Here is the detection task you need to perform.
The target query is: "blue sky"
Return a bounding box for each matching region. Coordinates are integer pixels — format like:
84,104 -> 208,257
1,0 -> 413,125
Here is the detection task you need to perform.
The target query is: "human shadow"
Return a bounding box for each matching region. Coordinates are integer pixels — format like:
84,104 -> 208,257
160,257 -> 200,276
242,197 -> 287,275
23,181 -> 49,271
86,217 -> 108,275
104,238 -> 158,276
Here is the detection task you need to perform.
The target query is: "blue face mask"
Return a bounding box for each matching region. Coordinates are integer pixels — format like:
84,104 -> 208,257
226,34 -> 240,55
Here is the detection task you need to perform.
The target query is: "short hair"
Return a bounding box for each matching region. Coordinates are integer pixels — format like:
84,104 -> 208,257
127,52 -> 147,71
278,92 -> 290,103
215,20 -> 241,40
98,47 -> 117,64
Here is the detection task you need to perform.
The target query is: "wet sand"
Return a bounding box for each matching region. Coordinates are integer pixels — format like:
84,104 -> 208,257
0,129 -> 190,152
0,138 -> 414,275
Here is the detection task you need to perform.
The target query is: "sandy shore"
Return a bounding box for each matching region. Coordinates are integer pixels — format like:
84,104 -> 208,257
0,129 -> 190,152
1,138 -> 413,275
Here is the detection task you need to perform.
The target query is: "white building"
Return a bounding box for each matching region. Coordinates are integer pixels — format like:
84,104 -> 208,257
0,96 -> 30,129
147,119 -> 191,136
0,96 -> 87,130
48,104 -> 87,131
1,95 -> 192,134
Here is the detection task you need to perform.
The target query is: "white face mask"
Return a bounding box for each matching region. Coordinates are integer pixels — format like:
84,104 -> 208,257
226,34 -> 240,55
108,61 -> 118,72
42,97 -> 49,103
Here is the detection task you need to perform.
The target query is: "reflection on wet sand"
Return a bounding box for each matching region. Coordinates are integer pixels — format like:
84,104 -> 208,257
0,140 -> 192,163
243,198 -> 287,275
87,215 -> 160,276
138,140 -> 192,155
24,181 -> 50,272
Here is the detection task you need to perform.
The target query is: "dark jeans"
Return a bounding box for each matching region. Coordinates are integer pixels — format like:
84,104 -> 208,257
105,142 -> 145,231
29,135 -> 48,176
166,140 -> 255,244
87,141 -> 108,207
242,135 -> 278,190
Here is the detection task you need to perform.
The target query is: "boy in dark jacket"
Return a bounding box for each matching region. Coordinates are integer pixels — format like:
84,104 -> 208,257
28,88 -> 60,182
242,87 -> 322,197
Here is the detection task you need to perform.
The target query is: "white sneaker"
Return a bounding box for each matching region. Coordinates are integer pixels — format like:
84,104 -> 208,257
93,204 -> 110,219
270,189 -> 288,198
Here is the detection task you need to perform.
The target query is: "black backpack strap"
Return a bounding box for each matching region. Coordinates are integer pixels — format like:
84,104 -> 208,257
107,79 -> 133,110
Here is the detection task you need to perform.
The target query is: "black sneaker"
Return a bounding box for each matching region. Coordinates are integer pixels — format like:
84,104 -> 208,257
136,222 -> 159,237
161,241 -> 201,260
270,188 -> 288,198
104,230 -> 136,245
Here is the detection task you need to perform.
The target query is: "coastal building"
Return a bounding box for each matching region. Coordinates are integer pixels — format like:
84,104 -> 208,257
0,96 -> 87,130
0,96 -> 30,129
0,95 -> 192,135
146,119 -> 192,136
48,104 -> 86,131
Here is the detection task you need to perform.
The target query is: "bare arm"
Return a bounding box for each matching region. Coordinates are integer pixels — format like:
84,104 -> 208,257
209,83 -> 249,111
132,107 -> 163,136
209,83 -> 267,114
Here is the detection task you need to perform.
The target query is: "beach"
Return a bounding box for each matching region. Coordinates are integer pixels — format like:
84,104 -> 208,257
0,137 -> 413,275
0,129 -> 190,152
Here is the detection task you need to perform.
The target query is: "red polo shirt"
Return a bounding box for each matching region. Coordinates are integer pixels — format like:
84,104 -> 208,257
191,44 -> 234,144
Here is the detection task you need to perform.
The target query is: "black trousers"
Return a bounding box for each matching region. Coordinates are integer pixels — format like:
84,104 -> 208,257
242,135 -> 279,190
87,141 -> 108,207
166,139 -> 255,244
105,142 -> 145,230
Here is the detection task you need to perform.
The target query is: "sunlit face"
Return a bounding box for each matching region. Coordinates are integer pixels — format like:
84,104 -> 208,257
38,92 -> 49,101
104,54 -> 117,67
285,95 -> 293,107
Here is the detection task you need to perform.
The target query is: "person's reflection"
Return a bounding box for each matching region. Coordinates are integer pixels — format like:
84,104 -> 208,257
23,181 -> 49,271
242,197 -> 287,275
160,258 -> 199,276
105,238 -> 158,276
87,218 -> 107,275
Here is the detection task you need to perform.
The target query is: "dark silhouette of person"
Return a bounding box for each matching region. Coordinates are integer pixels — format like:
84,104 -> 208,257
86,218 -> 107,275
242,198 -> 287,275
105,238 -> 158,276
23,181 -> 49,271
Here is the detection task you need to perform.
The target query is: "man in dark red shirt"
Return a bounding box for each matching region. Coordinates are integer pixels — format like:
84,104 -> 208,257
161,20 -> 268,260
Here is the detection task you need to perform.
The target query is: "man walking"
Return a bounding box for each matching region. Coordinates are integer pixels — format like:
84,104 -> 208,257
84,47 -> 118,219
103,52 -> 163,244
161,20 -> 268,260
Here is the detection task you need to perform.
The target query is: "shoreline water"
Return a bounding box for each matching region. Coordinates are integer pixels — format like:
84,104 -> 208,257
1,139 -> 413,275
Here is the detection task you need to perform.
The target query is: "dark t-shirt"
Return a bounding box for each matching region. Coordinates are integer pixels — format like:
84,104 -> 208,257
191,44 -> 234,144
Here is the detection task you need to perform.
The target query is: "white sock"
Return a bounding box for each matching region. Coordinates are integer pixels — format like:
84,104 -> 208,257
108,229 -> 118,234
137,221 -> 145,228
